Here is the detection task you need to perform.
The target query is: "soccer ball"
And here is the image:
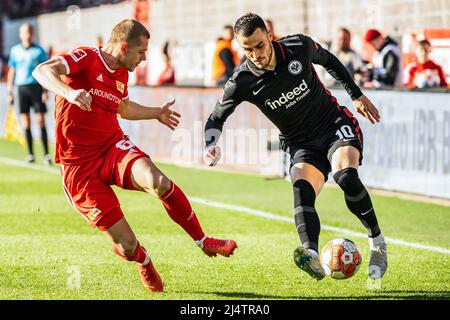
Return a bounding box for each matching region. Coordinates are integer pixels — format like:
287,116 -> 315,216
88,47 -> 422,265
320,238 -> 362,279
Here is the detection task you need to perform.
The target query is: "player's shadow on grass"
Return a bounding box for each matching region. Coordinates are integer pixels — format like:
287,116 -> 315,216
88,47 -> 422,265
378,290 -> 450,300
187,291 -> 303,299
188,290 -> 450,300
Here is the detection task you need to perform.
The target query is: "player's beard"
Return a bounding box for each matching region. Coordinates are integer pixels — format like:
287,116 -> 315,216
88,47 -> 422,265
129,63 -> 137,72
127,61 -> 138,72
255,45 -> 272,69
263,46 -> 273,69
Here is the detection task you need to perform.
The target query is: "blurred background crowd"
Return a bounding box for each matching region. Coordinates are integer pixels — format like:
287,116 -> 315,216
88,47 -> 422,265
1,0 -> 125,19
0,0 -> 449,90
1,0 -> 449,198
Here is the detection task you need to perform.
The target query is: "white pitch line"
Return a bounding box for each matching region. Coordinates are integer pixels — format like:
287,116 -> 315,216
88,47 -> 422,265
188,197 -> 450,255
0,156 -> 59,174
1,156 -> 449,255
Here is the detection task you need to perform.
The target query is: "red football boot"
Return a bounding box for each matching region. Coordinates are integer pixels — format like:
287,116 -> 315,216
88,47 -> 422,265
137,259 -> 163,292
201,237 -> 238,257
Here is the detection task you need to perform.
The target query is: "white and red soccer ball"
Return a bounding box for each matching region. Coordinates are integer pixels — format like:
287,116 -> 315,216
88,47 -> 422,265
320,238 -> 362,279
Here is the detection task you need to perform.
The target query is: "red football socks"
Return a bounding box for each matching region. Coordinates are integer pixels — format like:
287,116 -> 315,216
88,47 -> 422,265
159,182 -> 205,241
113,241 -> 149,265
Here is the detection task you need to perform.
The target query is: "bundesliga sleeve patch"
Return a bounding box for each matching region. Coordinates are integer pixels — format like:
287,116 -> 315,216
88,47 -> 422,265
68,49 -> 87,62
87,207 -> 102,221
116,80 -> 125,94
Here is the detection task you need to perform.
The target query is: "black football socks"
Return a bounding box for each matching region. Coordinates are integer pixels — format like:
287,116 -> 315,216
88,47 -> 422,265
41,126 -> 49,155
25,127 -> 34,156
333,168 -> 381,238
293,179 -> 320,253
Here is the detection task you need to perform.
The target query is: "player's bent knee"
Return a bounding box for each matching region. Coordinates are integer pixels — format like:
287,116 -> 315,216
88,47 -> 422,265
290,164 -> 324,194
333,167 -> 363,193
154,175 -> 172,197
145,172 -> 171,197
331,146 -> 360,172
139,165 -> 171,197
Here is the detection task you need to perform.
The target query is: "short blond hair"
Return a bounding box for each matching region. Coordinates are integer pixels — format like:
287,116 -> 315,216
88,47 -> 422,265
109,19 -> 150,47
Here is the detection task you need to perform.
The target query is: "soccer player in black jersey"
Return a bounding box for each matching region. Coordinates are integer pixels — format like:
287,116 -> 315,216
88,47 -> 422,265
204,13 -> 387,281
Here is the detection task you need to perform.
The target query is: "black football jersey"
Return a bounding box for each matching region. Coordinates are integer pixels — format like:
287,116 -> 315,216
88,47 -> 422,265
205,34 -> 363,147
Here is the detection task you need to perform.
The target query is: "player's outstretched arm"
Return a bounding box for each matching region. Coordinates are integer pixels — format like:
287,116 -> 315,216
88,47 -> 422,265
305,36 -> 380,124
32,58 -> 92,111
203,78 -> 241,166
118,98 -> 180,130
204,120 -> 223,167
307,36 -> 363,102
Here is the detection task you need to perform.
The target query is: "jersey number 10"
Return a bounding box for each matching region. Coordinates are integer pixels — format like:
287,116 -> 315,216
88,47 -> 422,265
336,125 -> 355,140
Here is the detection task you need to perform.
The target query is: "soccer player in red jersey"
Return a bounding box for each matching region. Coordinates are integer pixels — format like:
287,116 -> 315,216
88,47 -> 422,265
32,19 -> 237,293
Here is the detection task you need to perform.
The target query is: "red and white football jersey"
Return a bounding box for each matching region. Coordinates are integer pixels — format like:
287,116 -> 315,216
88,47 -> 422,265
55,47 -> 129,165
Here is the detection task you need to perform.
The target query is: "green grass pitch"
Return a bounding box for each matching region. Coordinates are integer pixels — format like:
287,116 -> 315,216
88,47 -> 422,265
0,139 -> 449,300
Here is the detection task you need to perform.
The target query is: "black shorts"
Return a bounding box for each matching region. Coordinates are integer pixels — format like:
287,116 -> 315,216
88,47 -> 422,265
281,106 -> 364,181
17,84 -> 47,114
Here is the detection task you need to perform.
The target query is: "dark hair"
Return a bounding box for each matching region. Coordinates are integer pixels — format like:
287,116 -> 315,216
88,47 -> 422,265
339,27 -> 351,38
234,13 -> 267,37
417,39 -> 431,49
109,19 -> 150,47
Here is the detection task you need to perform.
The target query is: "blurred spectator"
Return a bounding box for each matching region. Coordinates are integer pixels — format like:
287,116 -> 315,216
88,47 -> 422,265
403,39 -> 447,88
211,25 -> 240,87
265,19 -> 280,41
7,23 -> 51,164
47,45 -> 54,58
96,35 -> 104,47
364,29 -> 402,87
333,27 -> 365,84
0,55 -> 5,80
3,0 -> 127,19
157,41 -> 175,85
